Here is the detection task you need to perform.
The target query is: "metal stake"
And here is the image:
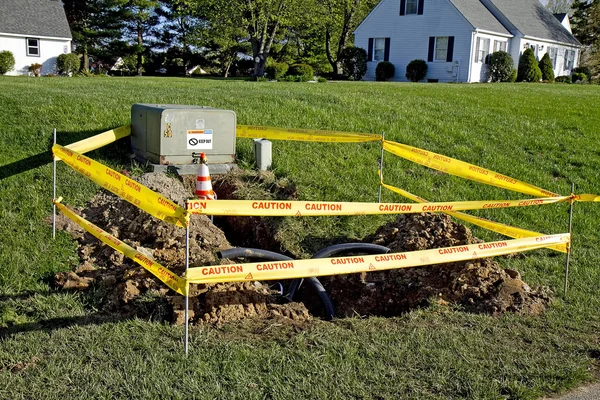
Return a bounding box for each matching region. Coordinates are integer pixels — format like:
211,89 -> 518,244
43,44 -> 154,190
184,223 -> 190,355
52,128 -> 57,239
378,132 -> 385,203
564,182 -> 575,297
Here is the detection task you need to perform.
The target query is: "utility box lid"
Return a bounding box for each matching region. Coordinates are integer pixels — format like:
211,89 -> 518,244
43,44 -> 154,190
131,104 -> 236,166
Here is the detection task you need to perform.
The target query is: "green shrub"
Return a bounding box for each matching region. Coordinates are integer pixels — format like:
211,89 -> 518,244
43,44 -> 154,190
555,75 -> 572,84
375,61 -> 395,81
287,64 -> 313,82
28,63 -> 42,77
317,77 -> 327,83
508,68 -> 517,82
0,50 -> 15,75
539,53 -> 555,82
572,72 -> 587,83
517,48 -> 542,82
489,51 -> 514,82
339,46 -> 367,81
573,66 -> 591,80
265,62 -> 288,80
57,53 -> 80,75
405,59 -> 428,82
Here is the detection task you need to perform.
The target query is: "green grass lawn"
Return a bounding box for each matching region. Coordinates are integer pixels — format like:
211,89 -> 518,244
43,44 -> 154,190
0,76 -> 599,399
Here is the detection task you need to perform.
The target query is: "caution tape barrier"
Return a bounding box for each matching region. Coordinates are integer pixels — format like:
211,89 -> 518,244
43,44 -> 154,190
186,196 -> 570,217
186,234 -> 570,284
55,200 -> 187,295
53,144 -> 188,228
60,125 -> 131,156
381,182 -> 568,253
236,125 -> 381,143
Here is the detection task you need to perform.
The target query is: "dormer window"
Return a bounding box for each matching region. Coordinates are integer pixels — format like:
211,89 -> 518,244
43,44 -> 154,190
400,0 -> 424,15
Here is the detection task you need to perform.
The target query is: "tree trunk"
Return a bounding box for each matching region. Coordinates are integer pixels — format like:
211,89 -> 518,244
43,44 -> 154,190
137,19 -> 143,76
83,44 -> 89,72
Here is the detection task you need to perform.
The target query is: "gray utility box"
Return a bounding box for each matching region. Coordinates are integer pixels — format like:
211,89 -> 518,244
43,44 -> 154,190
131,104 -> 236,171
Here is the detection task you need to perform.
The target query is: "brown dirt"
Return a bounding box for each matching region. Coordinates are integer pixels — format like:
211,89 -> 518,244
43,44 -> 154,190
310,213 -> 551,317
54,172 -> 310,325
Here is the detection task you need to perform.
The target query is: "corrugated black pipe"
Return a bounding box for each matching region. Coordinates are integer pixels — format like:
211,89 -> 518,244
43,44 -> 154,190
286,243 -> 391,308
218,247 -> 335,320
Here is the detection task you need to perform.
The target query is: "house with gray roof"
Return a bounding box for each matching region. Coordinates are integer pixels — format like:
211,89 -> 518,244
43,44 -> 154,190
0,0 -> 72,76
354,0 -> 581,82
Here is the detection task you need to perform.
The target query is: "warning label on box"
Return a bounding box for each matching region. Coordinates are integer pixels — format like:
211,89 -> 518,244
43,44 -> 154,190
187,129 -> 213,150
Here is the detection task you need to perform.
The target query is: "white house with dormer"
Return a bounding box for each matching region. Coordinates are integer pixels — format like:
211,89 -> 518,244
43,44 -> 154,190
0,0 -> 72,76
354,0 -> 581,82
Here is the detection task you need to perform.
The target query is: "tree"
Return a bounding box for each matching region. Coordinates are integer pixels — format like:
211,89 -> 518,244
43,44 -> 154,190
517,48 -> 542,82
545,0 -> 573,13
62,0 -> 126,71
489,51 -> 514,82
571,0 -> 600,75
320,0 -> 379,76
539,52 -> 555,81
121,0 -> 160,76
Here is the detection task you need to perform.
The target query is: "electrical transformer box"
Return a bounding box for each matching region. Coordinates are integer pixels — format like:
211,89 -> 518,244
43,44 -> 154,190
131,104 -> 236,168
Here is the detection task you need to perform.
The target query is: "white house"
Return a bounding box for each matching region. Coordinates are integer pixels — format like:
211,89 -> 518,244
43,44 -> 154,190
0,0 -> 72,76
354,0 -> 581,82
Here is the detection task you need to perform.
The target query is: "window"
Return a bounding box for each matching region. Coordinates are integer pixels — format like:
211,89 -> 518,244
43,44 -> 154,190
493,40 -> 507,52
368,37 -> 390,62
374,38 -> 386,61
435,37 -> 448,61
406,0 -> 418,14
548,47 -> 558,69
565,49 -> 575,71
474,37 -> 490,63
26,38 -> 40,57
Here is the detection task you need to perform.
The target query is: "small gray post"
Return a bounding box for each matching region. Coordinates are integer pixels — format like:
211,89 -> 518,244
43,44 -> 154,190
378,132 -> 385,203
253,139 -> 272,171
564,182 -> 575,297
52,128 -> 57,239
184,223 -> 190,355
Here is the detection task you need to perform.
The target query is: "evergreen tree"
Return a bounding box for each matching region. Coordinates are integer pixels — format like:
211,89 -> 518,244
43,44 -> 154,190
517,48 -> 542,82
571,0 -> 600,75
121,0 -> 160,76
539,53 -> 555,81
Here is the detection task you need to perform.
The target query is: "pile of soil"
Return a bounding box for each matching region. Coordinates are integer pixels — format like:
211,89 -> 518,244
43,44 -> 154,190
54,172 -> 310,325
314,213 -> 551,317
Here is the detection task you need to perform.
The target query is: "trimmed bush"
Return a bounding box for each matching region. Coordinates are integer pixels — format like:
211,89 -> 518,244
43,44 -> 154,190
405,59 -> 428,82
555,75 -> 572,84
574,66 -> 591,80
287,64 -> 313,82
375,61 -> 395,81
0,50 -> 15,75
489,51 -> 514,82
57,53 -> 80,75
539,53 -> 555,82
509,68 -> 517,82
339,46 -> 367,81
265,62 -> 288,80
317,77 -> 327,83
572,72 -> 587,83
517,48 -> 542,82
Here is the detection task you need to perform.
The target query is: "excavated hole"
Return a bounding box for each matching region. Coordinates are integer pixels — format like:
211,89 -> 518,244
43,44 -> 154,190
53,170 -> 552,329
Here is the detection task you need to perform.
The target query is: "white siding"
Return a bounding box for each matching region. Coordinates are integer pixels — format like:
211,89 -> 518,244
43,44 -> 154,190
469,32 -> 509,82
354,0 -> 475,82
515,37 -> 580,78
0,33 -> 71,76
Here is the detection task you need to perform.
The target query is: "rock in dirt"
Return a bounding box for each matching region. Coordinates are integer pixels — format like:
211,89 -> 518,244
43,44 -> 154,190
312,213 -> 551,317
54,172 -> 310,325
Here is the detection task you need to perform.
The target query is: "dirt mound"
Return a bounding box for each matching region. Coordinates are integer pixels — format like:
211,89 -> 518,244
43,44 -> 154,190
54,172 -> 310,325
314,213 -> 550,317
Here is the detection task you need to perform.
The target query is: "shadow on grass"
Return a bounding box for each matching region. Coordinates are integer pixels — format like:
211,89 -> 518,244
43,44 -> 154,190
0,129 -> 130,181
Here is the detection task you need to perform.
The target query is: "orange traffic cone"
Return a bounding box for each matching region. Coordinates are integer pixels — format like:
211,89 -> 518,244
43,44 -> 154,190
195,153 -> 215,200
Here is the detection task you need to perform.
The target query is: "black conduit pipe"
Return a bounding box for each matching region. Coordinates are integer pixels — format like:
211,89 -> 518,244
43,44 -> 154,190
286,243 -> 391,309
218,247 -> 335,320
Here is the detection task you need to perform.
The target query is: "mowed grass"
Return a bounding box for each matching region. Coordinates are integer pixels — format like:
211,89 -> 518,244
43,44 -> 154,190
0,76 -> 599,399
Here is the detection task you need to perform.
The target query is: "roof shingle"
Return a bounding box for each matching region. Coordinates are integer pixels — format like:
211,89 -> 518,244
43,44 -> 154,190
0,0 -> 72,39
448,0 -> 511,36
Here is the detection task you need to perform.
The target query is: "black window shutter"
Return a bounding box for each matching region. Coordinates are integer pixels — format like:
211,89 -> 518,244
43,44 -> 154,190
400,0 -> 406,15
384,38 -> 391,61
368,38 -> 374,61
418,0 -> 424,15
428,37 -> 435,62
446,36 -> 454,62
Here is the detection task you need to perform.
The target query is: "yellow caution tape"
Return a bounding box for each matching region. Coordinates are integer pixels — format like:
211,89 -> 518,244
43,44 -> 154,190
186,234 -> 570,284
236,125 -> 381,143
382,182 -> 568,253
53,144 -> 188,228
63,125 -> 131,155
186,196 -> 569,217
576,194 -> 600,202
55,201 -> 187,295
383,140 -> 559,198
